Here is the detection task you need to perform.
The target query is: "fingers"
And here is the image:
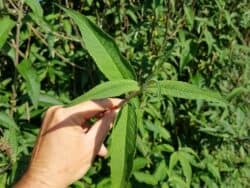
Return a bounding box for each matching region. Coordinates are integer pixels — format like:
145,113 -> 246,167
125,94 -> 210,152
97,144 -> 108,157
86,110 -> 116,153
64,98 -> 123,121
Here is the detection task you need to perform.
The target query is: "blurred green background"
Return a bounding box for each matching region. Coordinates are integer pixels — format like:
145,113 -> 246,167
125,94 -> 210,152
0,0 -> 250,187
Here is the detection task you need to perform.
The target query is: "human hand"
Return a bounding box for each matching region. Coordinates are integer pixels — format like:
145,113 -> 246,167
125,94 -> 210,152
14,98 -> 122,188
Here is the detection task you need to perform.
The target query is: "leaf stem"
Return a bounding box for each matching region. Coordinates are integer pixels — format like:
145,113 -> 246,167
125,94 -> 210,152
115,90 -> 142,109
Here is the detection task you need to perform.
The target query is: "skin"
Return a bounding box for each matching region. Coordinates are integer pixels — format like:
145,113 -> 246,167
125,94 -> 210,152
14,98 -> 123,188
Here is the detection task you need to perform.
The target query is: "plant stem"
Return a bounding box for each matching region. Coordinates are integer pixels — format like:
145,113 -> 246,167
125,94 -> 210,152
14,0 -> 23,65
10,0 -> 23,117
115,90 -> 142,110
7,0 -> 17,10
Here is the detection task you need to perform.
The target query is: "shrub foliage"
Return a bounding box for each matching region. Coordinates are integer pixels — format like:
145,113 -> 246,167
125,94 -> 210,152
0,0 -> 250,187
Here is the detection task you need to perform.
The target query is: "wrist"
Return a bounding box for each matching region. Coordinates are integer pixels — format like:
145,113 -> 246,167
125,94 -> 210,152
14,169 -> 67,188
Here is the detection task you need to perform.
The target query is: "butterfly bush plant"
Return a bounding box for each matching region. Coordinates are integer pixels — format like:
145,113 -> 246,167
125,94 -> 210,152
58,6 -> 226,188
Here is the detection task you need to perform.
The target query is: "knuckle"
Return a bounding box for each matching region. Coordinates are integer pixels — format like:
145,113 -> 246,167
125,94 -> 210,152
45,105 -> 64,118
53,107 -> 65,118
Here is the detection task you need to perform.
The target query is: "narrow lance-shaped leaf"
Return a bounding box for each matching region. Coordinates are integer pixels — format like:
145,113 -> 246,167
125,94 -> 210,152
69,80 -> 139,106
39,94 -> 63,106
24,0 -> 44,17
146,80 -> 226,105
154,160 -> 168,182
184,6 -> 194,31
204,29 -> 215,54
59,5 -> 136,81
0,112 -> 19,130
133,172 -> 157,186
179,152 -> 192,185
16,60 -> 40,107
0,16 -> 15,49
111,103 -> 137,188
180,40 -> 193,71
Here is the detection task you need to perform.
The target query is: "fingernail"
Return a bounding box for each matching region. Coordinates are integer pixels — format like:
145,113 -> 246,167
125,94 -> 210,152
114,108 -> 120,115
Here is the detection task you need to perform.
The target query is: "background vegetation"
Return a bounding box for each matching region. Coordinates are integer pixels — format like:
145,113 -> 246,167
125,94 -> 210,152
0,0 -> 250,187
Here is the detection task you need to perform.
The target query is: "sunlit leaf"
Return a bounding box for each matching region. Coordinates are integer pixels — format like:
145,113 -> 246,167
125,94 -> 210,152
169,176 -> 188,188
157,126 -> 171,141
111,103 -> 137,188
154,160 -> 168,182
207,163 -> 221,182
133,172 -> 157,185
179,152 -> 192,185
16,59 -> 40,107
0,16 -> 15,49
0,112 -> 19,130
59,6 -> 136,81
39,94 -> 63,106
24,0 -> 43,17
203,29 -> 215,54
70,80 -> 139,106
180,40 -> 193,71
146,80 -> 226,105
184,6 -> 195,31
200,175 -> 219,188
169,152 -> 179,172
155,144 -> 175,153
132,157 -> 148,172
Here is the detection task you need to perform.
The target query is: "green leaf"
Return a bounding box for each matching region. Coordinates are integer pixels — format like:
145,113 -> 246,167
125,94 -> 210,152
0,112 -> 19,162
70,80 -> 139,106
24,0 -> 43,17
180,40 -> 193,71
200,175 -> 219,188
0,112 -> 19,130
146,80 -> 226,105
162,182 -> 169,188
0,16 -> 15,49
169,152 -> 179,173
16,59 -> 40,107
226,87 -> 250,100
136,135 -> 150,157
169,176 -> 188,188
203,29 -> 215,54
184,6 -> 195,31
0,173 -> 7,188
180,147 -> 199,159
111,103 -> 137,188
154,160 -> 168,182
207,163 -> 221,182
133,157 -> 148,171
155,144 -> 175,153
157,126 -> 171,141
39,94 -> 63,106
133,172 -> 157,185
179,152 -> 192,185
4,128 -> 18,162
59,6 -> 136,80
